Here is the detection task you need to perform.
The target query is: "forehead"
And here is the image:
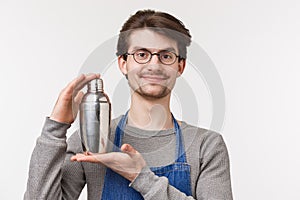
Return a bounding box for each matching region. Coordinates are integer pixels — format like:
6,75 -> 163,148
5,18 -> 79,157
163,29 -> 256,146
128,29 -> 178,52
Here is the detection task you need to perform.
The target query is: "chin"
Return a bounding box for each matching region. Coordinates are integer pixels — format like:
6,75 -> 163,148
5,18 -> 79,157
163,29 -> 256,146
137,86 -> 171,99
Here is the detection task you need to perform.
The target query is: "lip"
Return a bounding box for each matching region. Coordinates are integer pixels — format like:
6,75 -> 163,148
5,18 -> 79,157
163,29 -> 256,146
141,75 -> 168,82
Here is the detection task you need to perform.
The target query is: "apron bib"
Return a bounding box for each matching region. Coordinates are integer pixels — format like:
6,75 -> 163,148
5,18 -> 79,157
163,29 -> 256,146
101,111 -> 192,199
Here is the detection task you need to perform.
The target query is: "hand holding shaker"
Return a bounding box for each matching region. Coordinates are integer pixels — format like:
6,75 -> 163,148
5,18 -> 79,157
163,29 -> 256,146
79,78 -> 111,153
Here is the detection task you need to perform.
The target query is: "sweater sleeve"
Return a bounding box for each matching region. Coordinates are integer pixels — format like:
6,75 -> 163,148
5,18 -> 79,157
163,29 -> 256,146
130,132 -> 233,200
196,133 -> 233,200
130,167 -> 196,200
24,117 -> 86,200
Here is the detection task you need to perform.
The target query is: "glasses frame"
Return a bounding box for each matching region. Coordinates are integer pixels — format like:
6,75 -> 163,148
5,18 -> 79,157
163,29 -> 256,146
124,49 -> 180,65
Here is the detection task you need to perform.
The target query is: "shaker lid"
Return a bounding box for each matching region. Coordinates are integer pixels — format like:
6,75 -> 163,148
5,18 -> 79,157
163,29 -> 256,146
88,78 -> 103,92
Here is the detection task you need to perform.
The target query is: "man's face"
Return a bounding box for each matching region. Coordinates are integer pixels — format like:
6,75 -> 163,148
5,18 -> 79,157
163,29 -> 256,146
118,29 -> 185,99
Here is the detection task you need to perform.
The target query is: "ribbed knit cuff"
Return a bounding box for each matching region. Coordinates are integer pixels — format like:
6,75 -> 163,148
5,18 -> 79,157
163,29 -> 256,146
41,117 -> 71,140
129,166 -> 159,196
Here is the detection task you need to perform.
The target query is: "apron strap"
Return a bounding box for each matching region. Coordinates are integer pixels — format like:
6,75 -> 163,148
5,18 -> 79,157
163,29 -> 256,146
112,110 -> 129,151
172,113 -> 187,163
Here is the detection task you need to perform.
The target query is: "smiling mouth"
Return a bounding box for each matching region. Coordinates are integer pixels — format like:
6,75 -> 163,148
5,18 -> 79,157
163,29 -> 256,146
141,75 -> 168,82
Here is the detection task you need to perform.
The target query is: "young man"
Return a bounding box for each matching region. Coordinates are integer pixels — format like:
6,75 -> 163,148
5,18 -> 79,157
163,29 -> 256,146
25,10 -> 233,199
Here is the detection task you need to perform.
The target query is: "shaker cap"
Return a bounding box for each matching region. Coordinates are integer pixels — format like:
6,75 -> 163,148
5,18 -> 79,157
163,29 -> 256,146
88,78 -> 103,92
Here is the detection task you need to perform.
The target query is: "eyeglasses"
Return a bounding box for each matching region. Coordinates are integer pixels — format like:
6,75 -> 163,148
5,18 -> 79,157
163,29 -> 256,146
125,49 -> 180,65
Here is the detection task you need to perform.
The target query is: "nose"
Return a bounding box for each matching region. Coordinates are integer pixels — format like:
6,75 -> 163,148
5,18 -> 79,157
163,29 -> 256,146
149,53 -> 161,65
146,54 -> 163,72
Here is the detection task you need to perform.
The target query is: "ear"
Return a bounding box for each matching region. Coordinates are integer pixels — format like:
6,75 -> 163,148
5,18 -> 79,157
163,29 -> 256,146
177,59 -> 186,77
118,55 -> 128,76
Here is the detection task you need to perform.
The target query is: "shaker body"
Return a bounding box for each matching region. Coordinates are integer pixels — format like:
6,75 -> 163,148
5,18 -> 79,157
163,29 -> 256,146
79,79 -> 111,153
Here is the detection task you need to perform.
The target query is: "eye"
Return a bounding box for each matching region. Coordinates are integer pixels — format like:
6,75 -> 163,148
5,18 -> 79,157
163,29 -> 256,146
134,50 -> 150,60
161,52 -> 174,60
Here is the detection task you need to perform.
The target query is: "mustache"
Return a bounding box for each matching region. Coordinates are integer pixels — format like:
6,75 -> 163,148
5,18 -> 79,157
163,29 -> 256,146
137,71 -> 169,79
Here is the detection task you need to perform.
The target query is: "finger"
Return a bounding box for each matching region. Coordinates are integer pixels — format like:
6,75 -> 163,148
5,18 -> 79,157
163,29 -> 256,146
70,153 -> 86,161
86,152 -> 121,164
76,155 -> 99,163
71,90 -> 85,118
121,144 -> 137,157
73,73 -> 101,94
64,74 -> 85,95
75,152 -> 104,163
64,73 -> 100,96
74,91 -> 85,104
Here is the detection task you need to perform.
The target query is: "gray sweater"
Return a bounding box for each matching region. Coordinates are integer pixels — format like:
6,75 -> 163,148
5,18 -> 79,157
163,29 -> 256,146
24,116 -> 233,200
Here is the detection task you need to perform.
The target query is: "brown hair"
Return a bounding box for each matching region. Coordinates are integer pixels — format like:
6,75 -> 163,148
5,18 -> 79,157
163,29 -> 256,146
117,9 -> 192,59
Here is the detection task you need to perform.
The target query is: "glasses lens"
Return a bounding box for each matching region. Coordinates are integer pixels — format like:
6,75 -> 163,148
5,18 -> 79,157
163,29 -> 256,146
134,50 -> 151,64
160,51 -> 177,65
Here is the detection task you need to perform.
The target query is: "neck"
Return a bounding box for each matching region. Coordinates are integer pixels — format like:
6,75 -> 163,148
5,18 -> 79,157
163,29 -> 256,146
128,92 -> 173,130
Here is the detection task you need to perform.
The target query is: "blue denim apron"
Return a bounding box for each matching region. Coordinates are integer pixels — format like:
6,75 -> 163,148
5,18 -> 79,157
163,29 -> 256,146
101,111 -> 192,199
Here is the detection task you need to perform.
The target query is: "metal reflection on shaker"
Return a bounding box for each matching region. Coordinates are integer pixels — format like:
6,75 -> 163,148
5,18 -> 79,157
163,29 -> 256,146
79,78 -> 111,153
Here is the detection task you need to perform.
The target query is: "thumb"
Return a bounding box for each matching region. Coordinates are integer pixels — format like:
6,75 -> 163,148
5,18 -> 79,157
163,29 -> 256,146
121,144 -> 137,156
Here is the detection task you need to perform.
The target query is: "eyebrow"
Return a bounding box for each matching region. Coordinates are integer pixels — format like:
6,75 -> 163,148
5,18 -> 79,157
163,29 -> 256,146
130,46 -> 177,53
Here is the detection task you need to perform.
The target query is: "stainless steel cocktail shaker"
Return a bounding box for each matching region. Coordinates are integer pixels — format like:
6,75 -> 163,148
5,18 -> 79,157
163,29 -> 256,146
79,78 -> 111,153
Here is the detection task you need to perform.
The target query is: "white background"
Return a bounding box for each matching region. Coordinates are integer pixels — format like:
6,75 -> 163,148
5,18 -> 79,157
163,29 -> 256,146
1,0 -> 300,199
